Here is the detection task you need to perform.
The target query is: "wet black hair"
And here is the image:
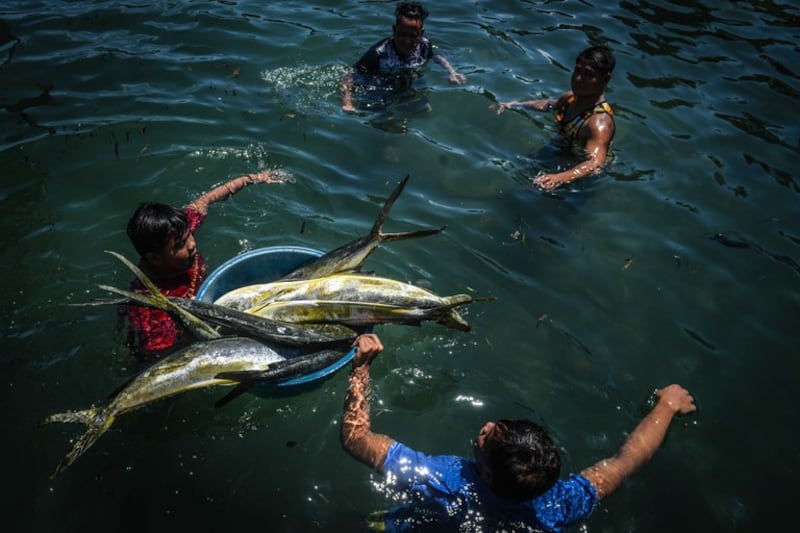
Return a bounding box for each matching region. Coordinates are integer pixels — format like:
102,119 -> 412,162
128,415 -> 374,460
395,2 -> 429,24
577,45 -> 616,76
126,202 -> 189,257
482,419 -> 562,501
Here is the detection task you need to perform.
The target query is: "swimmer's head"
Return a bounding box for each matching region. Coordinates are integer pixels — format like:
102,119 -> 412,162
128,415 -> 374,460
392,3 -> 428,58
473,419 -> 562,501
577,46 -> 616,77
395,2 -> 428,25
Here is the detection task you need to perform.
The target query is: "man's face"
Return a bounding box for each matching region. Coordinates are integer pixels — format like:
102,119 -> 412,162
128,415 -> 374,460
148,228 -> 197,275
392,17 -> 423,58
571,58 -> 610,97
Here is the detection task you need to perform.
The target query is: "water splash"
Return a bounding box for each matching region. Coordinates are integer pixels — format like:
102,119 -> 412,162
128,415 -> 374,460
260,63 -> 349,112
187,143 -> 296,183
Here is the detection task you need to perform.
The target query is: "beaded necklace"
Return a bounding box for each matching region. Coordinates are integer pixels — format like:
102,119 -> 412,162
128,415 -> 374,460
185,256 -> 206,299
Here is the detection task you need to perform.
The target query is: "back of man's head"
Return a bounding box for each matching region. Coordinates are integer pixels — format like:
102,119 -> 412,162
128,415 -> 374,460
395,2 -> 429,24
127,202 -> 188,258
483,419 -> 561,501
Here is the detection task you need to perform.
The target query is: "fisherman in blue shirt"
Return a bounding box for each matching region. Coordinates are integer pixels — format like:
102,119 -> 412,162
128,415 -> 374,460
343,334 -> 697,532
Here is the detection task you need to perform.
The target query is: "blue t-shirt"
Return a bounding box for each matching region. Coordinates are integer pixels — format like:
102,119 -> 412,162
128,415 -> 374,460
377,441 -> 598,532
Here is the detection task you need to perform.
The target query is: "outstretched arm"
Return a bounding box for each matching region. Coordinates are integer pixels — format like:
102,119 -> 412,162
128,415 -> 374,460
581,384 -> 697,500
434,55 -> 466,84
495,98 -> 558,115
187,169 -> 291,215
341,333 -> 395,471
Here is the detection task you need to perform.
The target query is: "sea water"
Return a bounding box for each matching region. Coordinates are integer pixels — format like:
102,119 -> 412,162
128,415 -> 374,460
1,1 -> 798,531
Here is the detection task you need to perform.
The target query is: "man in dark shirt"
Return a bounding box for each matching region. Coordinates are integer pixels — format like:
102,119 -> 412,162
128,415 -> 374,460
341,2 -> 465,113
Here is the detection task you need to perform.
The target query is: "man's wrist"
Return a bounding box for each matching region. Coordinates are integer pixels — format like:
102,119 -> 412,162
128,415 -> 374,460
652,399 -> 680,418
351,363 -> 370,376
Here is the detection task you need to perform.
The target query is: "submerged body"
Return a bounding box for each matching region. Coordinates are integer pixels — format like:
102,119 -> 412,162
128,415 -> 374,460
43,337 -> 346,478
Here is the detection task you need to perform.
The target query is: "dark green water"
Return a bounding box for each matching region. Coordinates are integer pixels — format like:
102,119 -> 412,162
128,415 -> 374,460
1,1 -> 798,531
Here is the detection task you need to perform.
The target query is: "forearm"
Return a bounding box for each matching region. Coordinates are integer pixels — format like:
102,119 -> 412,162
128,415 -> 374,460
341,365 -> 394,470
582,403 -> 677,499
340,71 -> 355,110
553,156 -> 603,182
434,55 -> 455,75
496,98 -> 556,115
187,175 -> 254,215
533,146 -> 608,190
434,55 -> 465,84
513,99 -> 556,111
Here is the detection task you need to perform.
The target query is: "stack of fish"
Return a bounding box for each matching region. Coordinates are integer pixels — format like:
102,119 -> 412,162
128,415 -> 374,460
43,175 -> 491,478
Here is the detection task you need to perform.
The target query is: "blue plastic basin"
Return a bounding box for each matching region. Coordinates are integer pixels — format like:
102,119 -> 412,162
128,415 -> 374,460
196,246 -> 357,389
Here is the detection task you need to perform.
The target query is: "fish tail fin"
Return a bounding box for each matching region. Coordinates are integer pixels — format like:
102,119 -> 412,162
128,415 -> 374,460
436,295 -> 495,332
42,408 -> 100,426
368,174 -> 410,239
379,226 -> 447,243
370,176 -> 444,244
105,251 -> 169,304
103,251 -> 220,340
42,407 -> 115,478
98,284 -> 164,308
439,310 -> 472,332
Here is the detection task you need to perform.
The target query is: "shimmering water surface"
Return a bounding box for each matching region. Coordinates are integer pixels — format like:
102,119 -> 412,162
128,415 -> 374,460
2,1 -> 798,531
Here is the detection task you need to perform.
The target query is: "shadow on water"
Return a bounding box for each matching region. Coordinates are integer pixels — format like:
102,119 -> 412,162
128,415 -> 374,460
3,84 -> 57,138
0,17 -> 20,67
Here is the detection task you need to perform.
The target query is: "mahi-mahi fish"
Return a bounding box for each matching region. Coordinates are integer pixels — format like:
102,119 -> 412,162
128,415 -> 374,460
243,297 -> 477,331
279,175 -> 445,281
42,336 -> 350,478
214,273 -> 487,331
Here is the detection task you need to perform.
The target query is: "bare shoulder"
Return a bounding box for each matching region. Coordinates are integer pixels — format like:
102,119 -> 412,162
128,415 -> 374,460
581,112 -> 615,144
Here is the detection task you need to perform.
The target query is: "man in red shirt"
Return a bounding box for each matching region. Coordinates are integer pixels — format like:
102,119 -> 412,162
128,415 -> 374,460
122,169 -> 290,359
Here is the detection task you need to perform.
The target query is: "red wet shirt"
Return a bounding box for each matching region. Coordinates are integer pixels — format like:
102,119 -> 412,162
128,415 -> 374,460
122,207 -> 207,359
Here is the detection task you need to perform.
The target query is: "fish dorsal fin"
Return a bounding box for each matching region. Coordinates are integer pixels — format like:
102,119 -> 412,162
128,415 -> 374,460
369,174 -> 409,237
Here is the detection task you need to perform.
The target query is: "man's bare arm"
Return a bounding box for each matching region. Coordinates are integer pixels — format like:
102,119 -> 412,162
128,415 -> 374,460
340,70 -> 357,113
533,113 -> 614,190
495,98 -> 558,115
434,55 -> 466,84
340,334 -> 395,470
581,384 -> 697,500
187,169 -> 291,215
